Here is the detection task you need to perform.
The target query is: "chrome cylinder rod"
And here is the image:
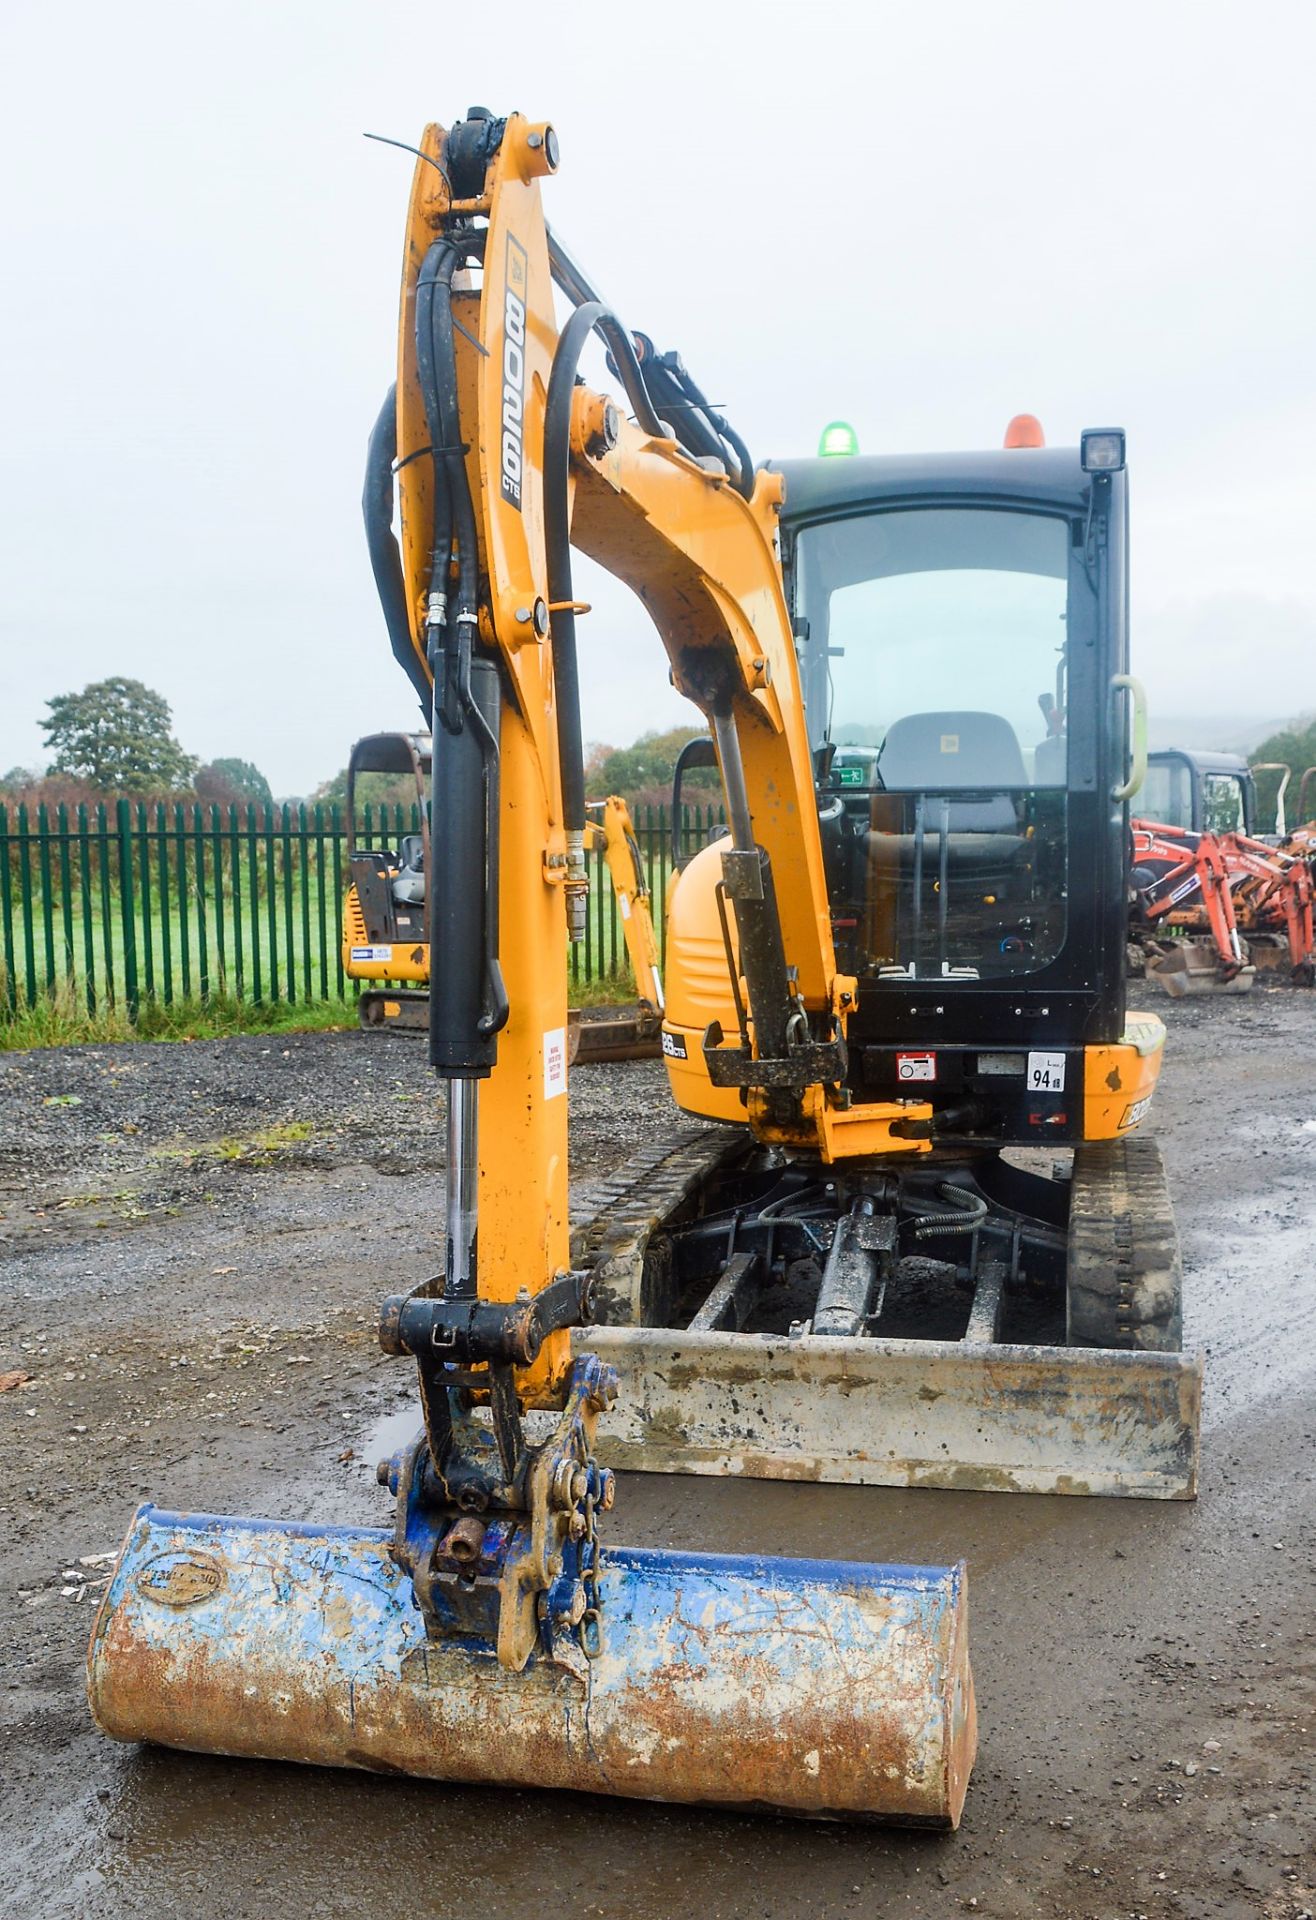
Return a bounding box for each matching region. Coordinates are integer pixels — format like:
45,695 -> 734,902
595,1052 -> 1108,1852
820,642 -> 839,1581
710,705 -> 755,850
445,1079 -> 479,1299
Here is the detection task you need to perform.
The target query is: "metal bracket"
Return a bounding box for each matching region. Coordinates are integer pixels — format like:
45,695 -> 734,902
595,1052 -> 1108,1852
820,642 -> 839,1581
380,1270 -> 593,1369
701,1019 -> 848,1090
383,1354 -> 619,1680
719,849 -> 765,902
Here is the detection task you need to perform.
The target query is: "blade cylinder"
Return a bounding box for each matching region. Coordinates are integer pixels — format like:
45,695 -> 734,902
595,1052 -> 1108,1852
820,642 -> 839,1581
88,1506 -> 975,1827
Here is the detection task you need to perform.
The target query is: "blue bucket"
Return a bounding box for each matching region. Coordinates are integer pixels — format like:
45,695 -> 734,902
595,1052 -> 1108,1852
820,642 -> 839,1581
88,1504 -> 975,1826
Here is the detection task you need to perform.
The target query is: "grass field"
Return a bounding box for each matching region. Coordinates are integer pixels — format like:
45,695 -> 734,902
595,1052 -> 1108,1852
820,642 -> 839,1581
1,799 -> 685,1048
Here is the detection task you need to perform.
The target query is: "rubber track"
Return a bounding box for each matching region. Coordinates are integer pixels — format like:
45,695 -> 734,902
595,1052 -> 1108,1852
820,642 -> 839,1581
569,1125 -> 746,1325
1066,1134 -> 1183,1351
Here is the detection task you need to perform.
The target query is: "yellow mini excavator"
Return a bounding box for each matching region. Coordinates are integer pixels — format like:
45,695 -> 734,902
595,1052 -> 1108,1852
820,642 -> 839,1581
89,105 -> 1202,1827
340,729 -> 665,1057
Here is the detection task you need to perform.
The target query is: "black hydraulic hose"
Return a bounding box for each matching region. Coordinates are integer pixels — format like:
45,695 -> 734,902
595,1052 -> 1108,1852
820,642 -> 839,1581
362,385 -> 431,717
594,320 -> 665,439
424,245 -> 480,636
718,419 -> 755,500
416,233 -> 508,1045
544,298 -> 614,835
629,348 -> 754,500
672,361 -> 754,500
908,1183 -> 989,1242
636,354 -> 729,468
413,258 -> 454,672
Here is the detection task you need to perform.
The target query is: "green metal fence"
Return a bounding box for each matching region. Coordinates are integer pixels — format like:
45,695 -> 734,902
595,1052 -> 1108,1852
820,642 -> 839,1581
0,798 -> 724,1023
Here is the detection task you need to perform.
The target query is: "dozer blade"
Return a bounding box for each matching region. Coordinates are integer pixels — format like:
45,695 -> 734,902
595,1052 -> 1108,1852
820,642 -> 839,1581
357,988 -> 430,1030
567,1002 -> 664,1063
88,1504 -> 975,1827
570,1329 -> 1203,1499
358,994 -> 664,1059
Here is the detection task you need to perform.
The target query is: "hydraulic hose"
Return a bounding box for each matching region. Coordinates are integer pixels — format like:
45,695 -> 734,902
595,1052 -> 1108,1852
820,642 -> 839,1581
908,1183 -> 989,1242
424,246 -> 480,643
415,233 -> 508,1061
416,237 -> 484,725
544,298 -> 611,839
362,385 -> 431,716
413,258 -> 454,676
627,343 -> 754,499
666,359 -> 755,500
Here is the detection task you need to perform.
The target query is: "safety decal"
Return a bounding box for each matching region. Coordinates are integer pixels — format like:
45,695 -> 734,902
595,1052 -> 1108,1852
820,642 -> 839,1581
896,1051 -> 936,1082
544,1026 -> 567,1098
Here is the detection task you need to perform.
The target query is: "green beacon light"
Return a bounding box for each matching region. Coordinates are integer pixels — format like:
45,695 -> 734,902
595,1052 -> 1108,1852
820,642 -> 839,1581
818,419 -> 859,458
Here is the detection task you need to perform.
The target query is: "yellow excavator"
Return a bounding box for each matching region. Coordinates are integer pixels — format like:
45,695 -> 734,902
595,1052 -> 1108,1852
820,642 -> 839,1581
341,730 -> 664,1058
89,106 -> 1203,1828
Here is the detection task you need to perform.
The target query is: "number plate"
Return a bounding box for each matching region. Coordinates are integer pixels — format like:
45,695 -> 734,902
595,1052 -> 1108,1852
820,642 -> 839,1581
1027,1050 -> 1066,1093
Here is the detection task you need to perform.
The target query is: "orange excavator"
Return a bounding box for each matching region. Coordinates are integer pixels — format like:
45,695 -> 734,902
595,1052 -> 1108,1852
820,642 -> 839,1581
1131,750 -> 1315,989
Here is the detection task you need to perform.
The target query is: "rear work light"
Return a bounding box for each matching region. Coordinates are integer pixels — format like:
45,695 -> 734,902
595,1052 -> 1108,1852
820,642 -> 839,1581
1081,428 -> 1126,473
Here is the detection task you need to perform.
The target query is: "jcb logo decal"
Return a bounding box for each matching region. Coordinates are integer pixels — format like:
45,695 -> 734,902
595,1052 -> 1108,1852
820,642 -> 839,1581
501,236 -> 528,511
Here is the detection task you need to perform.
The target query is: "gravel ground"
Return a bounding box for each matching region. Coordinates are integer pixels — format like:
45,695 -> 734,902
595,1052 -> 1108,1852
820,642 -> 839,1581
1,1002 -> 1313,1920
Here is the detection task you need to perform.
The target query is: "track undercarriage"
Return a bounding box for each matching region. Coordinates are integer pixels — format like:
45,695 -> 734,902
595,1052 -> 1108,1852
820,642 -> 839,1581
568,1125 -> 1200,1498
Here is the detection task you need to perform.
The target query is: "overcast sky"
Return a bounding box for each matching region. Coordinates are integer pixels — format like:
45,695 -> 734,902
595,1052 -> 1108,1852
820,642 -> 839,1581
2,0 -> 1312,794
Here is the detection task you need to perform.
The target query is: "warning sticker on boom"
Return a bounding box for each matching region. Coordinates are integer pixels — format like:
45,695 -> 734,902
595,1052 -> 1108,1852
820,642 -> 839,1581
544,1027 -> 567,1098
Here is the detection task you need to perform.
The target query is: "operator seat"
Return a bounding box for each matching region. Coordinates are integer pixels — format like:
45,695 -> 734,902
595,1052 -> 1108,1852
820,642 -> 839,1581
866,710 -> 1027,882
391,833 -> 426,905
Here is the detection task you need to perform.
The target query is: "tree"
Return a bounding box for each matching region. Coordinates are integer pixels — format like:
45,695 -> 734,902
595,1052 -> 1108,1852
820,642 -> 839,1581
311,766 -> 420,816
585,726 -> 717,803
40,678 -> 197,793
0,765 -> 43,792
196,757 -> 273,808
1250,713 -> 1316,828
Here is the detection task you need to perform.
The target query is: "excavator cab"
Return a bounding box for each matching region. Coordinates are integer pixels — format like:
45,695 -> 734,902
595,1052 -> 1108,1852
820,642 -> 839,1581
667,442 -> 1146,1149
790,453 -> 1127,1135
1137,748 -> 1257,837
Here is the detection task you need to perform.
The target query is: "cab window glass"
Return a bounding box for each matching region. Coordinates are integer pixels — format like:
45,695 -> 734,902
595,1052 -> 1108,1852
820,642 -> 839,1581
1203,774 -> 1247,834
1137,759 -> 1194,830
796,508 -> 1070,982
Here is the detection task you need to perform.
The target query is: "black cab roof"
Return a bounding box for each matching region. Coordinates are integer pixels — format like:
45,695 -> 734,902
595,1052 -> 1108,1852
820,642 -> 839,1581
768,446 -> 1090,526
